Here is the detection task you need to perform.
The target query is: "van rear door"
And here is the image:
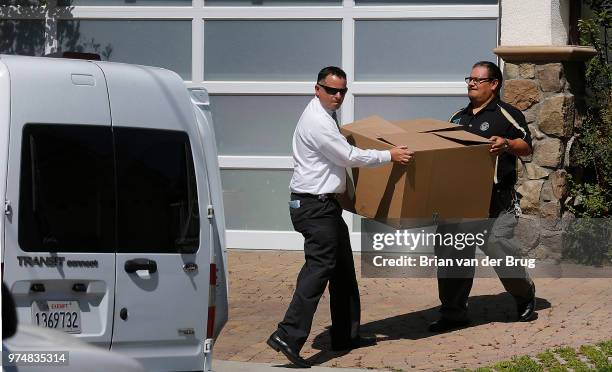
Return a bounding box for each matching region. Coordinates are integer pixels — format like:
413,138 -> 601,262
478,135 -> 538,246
99,63 -> 212,371
2,57 -> 115,348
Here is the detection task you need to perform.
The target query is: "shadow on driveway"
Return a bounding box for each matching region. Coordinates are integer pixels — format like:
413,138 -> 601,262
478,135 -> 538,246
305,293 -> 551,366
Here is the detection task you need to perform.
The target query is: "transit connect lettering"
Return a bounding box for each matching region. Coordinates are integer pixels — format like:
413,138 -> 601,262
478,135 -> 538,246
66,260 -> 99,268
17,256 -> 65,268
17,256 -> 98,269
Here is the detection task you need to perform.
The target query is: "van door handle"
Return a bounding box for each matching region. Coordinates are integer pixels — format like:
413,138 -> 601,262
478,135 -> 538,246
124,259 -> 157,274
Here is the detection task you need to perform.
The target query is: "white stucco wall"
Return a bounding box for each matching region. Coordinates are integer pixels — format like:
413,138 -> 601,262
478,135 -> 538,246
501,0 -> 570,45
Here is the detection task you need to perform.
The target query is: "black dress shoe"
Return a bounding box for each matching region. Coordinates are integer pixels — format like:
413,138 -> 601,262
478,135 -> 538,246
266,332 -> 311,368
428,318 -> 470,333
331,336 -> 377,351
516,283 -> 537,322
517,293 -> 537,322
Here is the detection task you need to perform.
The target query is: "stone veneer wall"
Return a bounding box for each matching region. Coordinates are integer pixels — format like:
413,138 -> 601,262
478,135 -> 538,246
501,62 -> 582,259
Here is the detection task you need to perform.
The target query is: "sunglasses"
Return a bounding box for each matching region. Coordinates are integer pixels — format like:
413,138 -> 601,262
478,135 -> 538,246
465,77 -> 494,85
317,83 -> 348,96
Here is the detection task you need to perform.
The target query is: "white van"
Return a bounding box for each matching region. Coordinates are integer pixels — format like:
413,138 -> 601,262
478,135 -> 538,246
0,54 -> 229,372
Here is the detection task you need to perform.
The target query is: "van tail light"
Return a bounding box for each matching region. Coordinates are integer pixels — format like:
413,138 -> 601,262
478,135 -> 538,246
206,307 -> 216,339
209,263 -> 217,286
206,263 -> 217,339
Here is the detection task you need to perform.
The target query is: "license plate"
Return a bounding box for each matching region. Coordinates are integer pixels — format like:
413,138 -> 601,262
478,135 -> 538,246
31,301 -> 81,334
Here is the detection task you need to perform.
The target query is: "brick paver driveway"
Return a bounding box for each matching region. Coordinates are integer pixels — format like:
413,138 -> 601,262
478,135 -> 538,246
215,250 -> 612,371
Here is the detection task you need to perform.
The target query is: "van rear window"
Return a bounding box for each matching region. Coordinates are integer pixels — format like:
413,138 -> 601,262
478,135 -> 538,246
19,124 -> 115,253
115,127 -> 200,254
19,124 -> 200,254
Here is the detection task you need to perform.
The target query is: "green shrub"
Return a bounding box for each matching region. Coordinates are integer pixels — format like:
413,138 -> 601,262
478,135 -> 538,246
570,0 -> 612,220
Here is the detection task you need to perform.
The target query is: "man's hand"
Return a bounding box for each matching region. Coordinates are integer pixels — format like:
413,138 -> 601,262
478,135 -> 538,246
489,136 -> 508,156
390,146 -> 414,165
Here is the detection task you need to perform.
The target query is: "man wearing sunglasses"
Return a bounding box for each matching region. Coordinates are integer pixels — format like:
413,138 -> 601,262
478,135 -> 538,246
429,61 -> 537,333
267,66 -> 413,367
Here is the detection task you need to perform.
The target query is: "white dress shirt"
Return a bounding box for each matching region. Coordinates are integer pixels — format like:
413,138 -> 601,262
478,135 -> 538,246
290,97 -> 392,194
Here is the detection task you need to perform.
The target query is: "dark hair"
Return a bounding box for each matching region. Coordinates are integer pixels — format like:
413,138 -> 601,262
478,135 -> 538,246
317,66 -> 346,83
472,61 -> 503,94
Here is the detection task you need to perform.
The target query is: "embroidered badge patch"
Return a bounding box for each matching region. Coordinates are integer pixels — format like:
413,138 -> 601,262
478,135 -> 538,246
480,121 -> 490,131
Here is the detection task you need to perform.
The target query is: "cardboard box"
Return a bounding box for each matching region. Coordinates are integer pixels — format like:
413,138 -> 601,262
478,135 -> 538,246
338,116 -> 496,226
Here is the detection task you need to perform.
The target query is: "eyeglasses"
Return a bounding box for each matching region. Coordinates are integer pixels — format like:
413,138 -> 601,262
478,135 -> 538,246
317,83 -> 348,96
465,77 -> 494,85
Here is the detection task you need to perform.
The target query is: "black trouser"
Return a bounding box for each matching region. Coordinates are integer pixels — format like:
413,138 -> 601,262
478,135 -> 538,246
277,193 -> 360,352
435,185 -> 534,321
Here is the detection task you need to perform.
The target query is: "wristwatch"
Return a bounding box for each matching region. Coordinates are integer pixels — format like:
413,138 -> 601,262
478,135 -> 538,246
503,138 -> 510,151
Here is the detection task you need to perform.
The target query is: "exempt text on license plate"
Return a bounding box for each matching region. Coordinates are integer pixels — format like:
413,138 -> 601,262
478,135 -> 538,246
31,301 -> 81,334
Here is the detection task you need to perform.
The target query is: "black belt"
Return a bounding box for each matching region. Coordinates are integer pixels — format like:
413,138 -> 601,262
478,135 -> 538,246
291,192 -> 337,202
